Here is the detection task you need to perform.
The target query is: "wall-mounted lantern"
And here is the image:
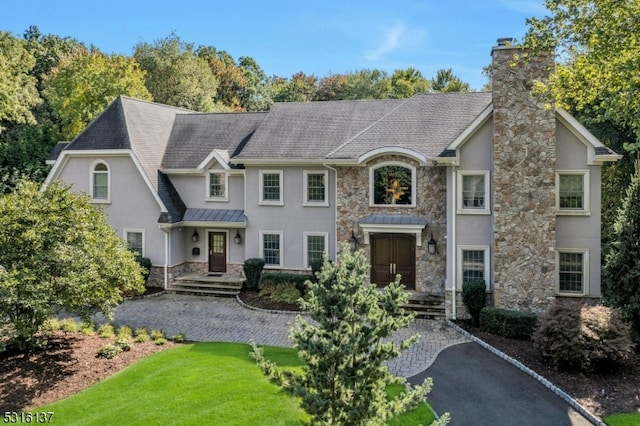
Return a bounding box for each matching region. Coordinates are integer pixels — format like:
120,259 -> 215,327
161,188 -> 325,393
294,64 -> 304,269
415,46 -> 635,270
428,234 -> 437,255
350,230 -> 358,252
192,230 -> 199,243
234,231 -> 242,245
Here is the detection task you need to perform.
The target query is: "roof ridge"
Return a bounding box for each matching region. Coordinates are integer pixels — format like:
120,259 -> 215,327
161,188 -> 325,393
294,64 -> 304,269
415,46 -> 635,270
325,98 -> 410,159
118,95 -> 197,114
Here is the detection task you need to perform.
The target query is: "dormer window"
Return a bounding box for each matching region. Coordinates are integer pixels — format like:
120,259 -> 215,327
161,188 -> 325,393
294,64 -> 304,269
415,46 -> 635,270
91,160 -> 110,203
206,171 -> 228,201
370,162 -> 416,207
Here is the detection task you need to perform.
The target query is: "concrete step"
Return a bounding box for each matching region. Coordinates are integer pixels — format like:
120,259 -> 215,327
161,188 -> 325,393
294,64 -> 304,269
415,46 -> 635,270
168,279 -> 243,297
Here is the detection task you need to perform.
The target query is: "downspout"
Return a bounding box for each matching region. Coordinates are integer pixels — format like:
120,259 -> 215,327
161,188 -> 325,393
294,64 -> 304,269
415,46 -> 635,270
160,227 -> 170,290
451,165 -> 457,320
323,163 -> 338,258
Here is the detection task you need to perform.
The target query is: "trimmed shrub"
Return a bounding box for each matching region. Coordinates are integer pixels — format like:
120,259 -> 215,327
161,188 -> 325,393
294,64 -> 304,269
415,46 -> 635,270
260,272 -> 313,296
243,258 -> 265,291
480,307 -> 537,339
81,322 -> 96,336
462,280 -> 486,326
117,326 -> 133,339
171,332 -> 186,343
150,329 -> 165,341
260,282 -> 301,305
135,255 -> 152,283
310,259 -> 324,283
97,344 -> 122,359
97,323 -> 115,339
59,318 -> 79,333
115,338 -> 132,352
154,337 -> 167,345
533,300 -> 635,372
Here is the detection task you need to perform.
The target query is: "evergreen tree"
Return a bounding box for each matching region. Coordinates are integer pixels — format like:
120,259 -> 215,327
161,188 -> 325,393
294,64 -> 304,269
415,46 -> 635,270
252,245 -> 446,425
603,160 -> 640,339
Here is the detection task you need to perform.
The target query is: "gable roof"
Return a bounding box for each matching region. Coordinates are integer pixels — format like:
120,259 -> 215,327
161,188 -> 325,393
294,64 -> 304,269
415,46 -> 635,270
162,112 -> 266,169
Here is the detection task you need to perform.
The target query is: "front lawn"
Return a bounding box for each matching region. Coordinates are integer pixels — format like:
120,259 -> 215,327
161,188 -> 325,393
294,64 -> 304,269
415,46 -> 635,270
38,342 -> 435,425
605,412 -> 640,426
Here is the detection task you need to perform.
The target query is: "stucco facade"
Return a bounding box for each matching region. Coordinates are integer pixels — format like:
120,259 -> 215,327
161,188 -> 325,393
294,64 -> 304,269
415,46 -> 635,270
45,40 -> 620,318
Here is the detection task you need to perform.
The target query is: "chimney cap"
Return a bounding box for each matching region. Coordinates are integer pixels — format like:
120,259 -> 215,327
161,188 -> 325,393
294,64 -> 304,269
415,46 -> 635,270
496,37 -> 514,47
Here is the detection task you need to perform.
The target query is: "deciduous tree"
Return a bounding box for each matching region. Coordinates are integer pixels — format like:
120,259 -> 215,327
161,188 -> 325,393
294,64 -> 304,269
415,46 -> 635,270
0,181 -> 145,351
0,31 -> 40,125
43,49 -> 151,139
430,68 -> 470,93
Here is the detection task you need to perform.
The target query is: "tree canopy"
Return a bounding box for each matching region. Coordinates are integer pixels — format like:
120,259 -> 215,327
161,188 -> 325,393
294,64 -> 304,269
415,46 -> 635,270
0,181 -> 145,351
0,31 -> 40,125
43,49 -> 151,140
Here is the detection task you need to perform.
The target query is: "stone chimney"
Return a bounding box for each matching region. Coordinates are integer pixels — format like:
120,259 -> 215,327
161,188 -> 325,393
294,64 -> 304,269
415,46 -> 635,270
491,39 -> 557,312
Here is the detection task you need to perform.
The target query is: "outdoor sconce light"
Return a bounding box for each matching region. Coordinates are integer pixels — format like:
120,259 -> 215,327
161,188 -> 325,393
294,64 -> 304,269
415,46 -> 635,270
234,231 -> 242,245
192,230 -> 199,243
428,234 -> 437,255
350,230 -> 358,252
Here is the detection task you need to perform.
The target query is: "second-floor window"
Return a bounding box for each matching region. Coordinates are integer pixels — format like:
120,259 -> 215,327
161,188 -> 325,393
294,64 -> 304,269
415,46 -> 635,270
259,170 -> 283,205
370,162 -> 416,207
457,171 -> 490,214
207,171 -> 227,201
304,170 -> 328,206
557,171 -> 589,215
91,161 -> 110,202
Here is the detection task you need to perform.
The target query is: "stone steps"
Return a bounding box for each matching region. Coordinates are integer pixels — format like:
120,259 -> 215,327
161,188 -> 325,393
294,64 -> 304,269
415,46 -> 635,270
402,293 -> 446,319
168,274 -> 244,297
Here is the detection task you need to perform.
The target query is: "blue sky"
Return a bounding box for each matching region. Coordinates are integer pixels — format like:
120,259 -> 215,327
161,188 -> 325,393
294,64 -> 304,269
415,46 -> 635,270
2,0 -> 548,90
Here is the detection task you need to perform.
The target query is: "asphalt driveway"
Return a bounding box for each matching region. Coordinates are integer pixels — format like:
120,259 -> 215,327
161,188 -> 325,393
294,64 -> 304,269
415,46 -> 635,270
409,342 -> 594,426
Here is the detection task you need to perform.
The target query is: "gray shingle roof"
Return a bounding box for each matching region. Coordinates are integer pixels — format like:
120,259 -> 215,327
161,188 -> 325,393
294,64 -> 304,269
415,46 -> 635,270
232,92 -> 491,161
162,112 -> 266,169
66,96 -> 191,189
158,172 -> 187,224
46,142 -> 69,163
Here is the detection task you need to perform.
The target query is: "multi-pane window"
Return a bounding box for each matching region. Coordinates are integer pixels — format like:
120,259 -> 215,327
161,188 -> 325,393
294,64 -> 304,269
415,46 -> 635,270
558,251 -> 585,294
371,163 -> 415,206
262,233 -> 281,266
306,234 -> 326,267
260,170 -> 283,204
462,175 -> 485,208
92,162 -> 109,200
209,172 -> 226,198
306,173 -> 326,203
559,174 -> 584,209
458,171 -> 490,214
125,230 -> 144,257
557,171 -> 589,215
462,249 -> 485,284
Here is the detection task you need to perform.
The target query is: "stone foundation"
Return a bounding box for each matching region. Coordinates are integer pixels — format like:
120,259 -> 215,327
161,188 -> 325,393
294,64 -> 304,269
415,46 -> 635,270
146,262 -> 246,288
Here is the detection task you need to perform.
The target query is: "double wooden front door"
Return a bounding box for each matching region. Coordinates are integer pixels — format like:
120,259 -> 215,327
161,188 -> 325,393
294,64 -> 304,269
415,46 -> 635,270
371,233 -> 415,289
209,232 -> 226,273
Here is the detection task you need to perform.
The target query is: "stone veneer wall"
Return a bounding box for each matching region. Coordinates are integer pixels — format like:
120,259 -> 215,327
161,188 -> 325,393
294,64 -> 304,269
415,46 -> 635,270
492,44 -> 557,312
335,155 -> 447,294
147,262 -> 245,287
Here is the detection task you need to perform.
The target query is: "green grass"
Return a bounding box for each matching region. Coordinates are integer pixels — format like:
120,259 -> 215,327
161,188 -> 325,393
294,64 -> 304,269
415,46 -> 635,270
605,412 -> 640,426
38,342 -> 435,425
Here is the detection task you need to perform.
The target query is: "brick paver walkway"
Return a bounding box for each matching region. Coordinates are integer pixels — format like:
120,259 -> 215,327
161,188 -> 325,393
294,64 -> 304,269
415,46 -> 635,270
94,293 -> 468,378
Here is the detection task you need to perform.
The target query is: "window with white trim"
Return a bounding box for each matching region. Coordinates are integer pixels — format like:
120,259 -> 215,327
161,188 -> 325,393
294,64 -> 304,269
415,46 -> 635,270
458,246 -> 490,289
91,161 -> 110,202
207,171 -> 228,201
457,171 -> 490,214
370,162 -> 416,207
557,249 -> 589,295
556,171 -> 590,215
124,229 -> 145,257
259,170 -> 283,205
303,171 -> 328,206
260,231 -> 283,267
304,232 -> 328,267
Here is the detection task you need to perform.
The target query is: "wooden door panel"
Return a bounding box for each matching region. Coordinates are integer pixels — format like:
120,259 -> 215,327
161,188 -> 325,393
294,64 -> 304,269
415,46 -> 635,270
370,233 -> 415,289
371,234 -> 393,285
394,234 -> 415,289
209,232 -> 226,273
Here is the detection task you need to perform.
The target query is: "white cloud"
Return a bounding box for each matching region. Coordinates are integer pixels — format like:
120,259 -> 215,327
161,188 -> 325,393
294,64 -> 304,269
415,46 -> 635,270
364,21 -> 406,61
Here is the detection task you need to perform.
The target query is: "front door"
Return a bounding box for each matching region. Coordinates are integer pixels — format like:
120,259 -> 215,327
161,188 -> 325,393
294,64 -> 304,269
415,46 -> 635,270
371,233 -> 415,289
209,232 -> 226,273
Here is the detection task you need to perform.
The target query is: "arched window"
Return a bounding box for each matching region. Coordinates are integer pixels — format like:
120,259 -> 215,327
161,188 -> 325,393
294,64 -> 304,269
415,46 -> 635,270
369,162 -> 416,207
91,161 -> 110,202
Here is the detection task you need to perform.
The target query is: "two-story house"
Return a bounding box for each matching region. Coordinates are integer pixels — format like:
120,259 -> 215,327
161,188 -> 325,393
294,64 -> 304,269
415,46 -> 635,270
45,39 -> 620,318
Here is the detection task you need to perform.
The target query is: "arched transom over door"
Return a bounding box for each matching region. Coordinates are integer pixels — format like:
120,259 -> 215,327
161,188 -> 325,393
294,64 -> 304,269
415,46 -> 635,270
370,233 -> 415,289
